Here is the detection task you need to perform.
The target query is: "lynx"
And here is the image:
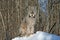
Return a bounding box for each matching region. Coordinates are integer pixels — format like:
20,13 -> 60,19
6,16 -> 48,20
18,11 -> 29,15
19,6 -> 37,36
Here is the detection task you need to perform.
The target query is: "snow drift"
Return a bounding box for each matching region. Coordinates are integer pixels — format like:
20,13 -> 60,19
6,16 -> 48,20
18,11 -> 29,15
12,31 -> 60,40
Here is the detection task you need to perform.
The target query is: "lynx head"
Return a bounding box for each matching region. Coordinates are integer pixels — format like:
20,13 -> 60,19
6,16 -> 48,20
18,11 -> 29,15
28,6 -> 37,18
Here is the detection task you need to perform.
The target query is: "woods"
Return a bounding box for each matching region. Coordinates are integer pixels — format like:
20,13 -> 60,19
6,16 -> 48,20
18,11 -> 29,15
0,0 -> 60,40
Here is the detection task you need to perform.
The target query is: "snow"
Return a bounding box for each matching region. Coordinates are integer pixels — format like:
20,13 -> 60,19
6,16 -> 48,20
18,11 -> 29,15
12,31 -> 60,40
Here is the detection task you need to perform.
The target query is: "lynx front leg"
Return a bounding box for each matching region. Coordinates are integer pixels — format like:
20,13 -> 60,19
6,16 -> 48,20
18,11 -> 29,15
26,26 -> 34,36
30,26 -> 34,34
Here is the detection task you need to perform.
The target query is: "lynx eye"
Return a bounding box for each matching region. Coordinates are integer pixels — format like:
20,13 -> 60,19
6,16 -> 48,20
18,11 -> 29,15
29,14 -> 32,17
33,14 -> 34,17
33,15 -> 35,18
30,14 -> 32,16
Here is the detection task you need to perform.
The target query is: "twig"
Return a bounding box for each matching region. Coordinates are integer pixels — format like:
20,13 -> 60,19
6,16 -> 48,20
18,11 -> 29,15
49,22 -> 56,33
0,12 -> 6,31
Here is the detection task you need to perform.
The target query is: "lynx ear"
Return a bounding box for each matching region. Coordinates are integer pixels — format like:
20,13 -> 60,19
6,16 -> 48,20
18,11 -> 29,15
28,6 -> 34,10
28,6 -> 31,11
34,6 -> 37,12
28,6 -> 37,11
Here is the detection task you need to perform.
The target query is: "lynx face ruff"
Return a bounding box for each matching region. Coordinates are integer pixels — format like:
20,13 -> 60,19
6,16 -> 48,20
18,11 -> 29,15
19,6 -> 37,36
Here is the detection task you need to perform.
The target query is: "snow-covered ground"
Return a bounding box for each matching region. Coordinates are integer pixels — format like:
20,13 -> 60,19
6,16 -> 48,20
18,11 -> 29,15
12,31 -> 60,40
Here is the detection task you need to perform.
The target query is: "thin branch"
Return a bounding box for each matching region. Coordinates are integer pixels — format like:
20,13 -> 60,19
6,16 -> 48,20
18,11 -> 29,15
0,12 -> 6,31
49,22 -> 56,33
